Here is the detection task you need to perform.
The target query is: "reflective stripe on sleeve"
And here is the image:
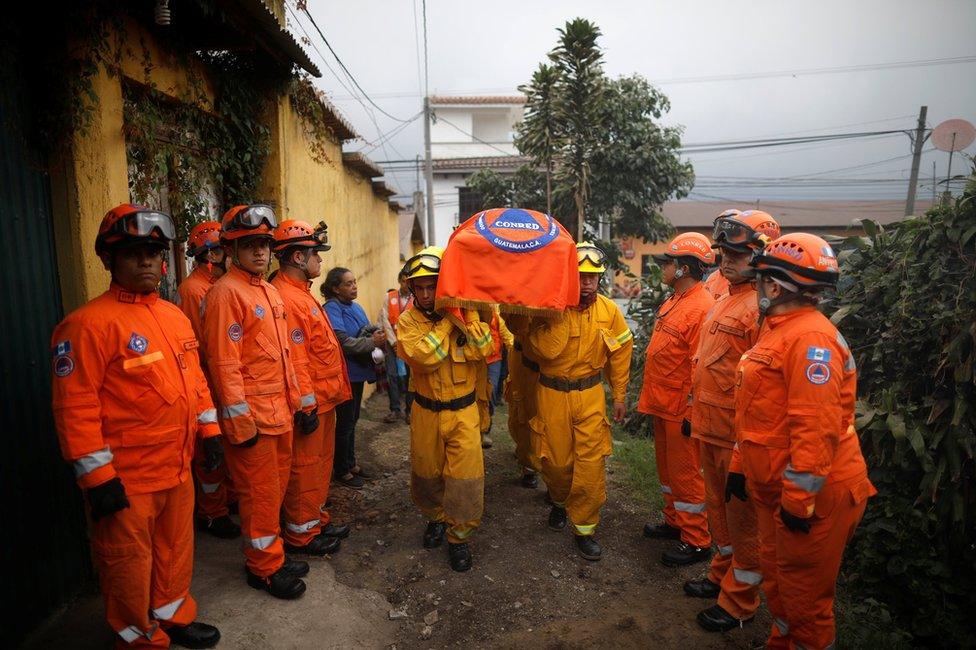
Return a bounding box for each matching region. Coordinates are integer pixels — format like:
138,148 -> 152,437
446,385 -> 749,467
198,408 -> 218,424
201,482 -> 221,494
733,568 -> 763,585
300,393 -> 316,408
151,597 -> 185,621
424,333 -> 447,360
783,464 -> 826,494
74,447 -> 113,478
250,535 -> 277,550
660,484 -> 673,495
221,402 -> 250,419
285,518 -> 321,534
674,500 -> 707,513
774,617 -> 789,635
717,544 -> 733,556
615,329 -> 633,344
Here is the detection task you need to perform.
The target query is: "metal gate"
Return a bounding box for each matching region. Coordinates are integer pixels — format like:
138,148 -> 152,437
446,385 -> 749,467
0,50 -> 92,644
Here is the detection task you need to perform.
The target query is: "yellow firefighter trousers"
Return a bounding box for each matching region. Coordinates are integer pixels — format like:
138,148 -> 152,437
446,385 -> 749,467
530,382 -> 612,535
410,402 -> 484,543
505,346 -> 540,473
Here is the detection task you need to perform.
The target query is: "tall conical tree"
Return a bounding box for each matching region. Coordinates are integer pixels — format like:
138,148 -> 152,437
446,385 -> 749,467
549,18 -> 605,240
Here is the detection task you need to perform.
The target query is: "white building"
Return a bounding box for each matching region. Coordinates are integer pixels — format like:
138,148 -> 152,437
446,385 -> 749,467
428,95 -> 528,247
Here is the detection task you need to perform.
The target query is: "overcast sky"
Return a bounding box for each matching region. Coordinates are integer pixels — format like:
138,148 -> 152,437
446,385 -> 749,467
295,0 -> 976,204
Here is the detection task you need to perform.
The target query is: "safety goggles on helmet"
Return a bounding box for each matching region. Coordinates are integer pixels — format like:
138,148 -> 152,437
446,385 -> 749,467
577,244 -> 607,268
404,252 -> 442,277
712,216 -> 761,246
225,205 -> 277,232
104,210 -> 176,244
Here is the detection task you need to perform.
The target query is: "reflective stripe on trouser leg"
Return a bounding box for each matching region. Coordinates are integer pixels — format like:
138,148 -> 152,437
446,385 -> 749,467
776,479 -> 869,650
752,482 -> 790,650
652,417 -> 676,527
537,384 -> 611,535
318,409 -> 337,529
94,480 -> 198,649
702,442 -> 734,586
224,433 -> 290,578
283,414 -> 328,546
192,440 -> 230,520
718,472 -> 762,619
661,418 -> 710,547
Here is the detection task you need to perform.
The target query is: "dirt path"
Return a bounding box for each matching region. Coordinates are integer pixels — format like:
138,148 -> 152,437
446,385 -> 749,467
331,394 -> 769,649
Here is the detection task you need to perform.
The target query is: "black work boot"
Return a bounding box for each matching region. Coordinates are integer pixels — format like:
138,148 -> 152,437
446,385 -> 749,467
661,541 -> 712,567
280,558 -> 310,578
284,534 -> 340,556
245,566 -> 306,600
423,521 -> 447,549
548,505 -> 567,531
684,578 -> 721,598
643,522 -> 680,539
197,515 -> 241,540
166,621 -> 221,649
448,542 -> 473,572
520,471 -> 539,489
320,522 -> 350,539
574,535 -> 602,561
697,604 -> 753,632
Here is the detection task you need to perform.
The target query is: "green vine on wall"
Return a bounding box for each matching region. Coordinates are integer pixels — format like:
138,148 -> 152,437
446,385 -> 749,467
289,73 -> 339,167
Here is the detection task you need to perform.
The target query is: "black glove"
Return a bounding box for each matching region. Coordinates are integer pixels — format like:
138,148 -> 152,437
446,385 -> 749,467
779,507 -> 811,534
202,436 -> 224,472
235,433 -> 259,448
725,472 -> 748,502
681,419 -> 692,437
87,477 -> 130,521
294,410 -> 319,435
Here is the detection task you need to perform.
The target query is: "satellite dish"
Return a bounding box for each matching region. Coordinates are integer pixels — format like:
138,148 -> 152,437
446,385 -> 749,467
931,119 -> 976,152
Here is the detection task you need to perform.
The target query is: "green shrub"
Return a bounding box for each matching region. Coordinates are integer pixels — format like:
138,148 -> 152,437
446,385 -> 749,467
832,167 -> 976,644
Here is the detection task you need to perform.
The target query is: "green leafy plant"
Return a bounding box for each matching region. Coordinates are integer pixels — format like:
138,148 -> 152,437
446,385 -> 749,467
831,164 -> 976,644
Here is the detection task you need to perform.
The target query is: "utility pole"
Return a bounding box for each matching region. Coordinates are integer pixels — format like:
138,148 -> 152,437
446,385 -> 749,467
904,105 -> 927,216
423,96 -> 435,246
932,161 -> 937,205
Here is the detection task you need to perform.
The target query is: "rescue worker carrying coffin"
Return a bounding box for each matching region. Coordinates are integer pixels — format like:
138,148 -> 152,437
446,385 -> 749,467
729,233 -> 876,650
51,204 -> 221,649
524,242 -> 633,562
177,220 -> 240,541
638,232 -> 716,567
271,220 -> 353,557
687,210 -> 780,633
201,204 -> 308,600
396,246 -> 494,572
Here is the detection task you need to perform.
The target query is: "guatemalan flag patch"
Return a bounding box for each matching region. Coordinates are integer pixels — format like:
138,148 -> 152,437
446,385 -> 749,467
806,346 -> 831,362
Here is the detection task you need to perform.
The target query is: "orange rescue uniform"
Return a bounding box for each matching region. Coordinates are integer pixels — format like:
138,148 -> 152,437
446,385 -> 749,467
690,281 -> 762,618
202,265 -> 302,578
526,295 -> 632,535
176,264 -> 234,521
271,271 -> 352,546
52,284 -> 219,648
704,269 -> 730,300
732,306 -> 876,649
637,282 -> 714,548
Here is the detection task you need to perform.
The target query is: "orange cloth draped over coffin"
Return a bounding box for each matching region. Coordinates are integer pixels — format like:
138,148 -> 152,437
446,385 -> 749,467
436,208 -> 580,316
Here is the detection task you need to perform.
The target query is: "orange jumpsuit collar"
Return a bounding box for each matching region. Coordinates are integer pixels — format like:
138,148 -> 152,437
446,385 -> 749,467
763,305 -> 818,329
228,263 -> 265,285
276,269 -> 312,291
109,282 -> 159,305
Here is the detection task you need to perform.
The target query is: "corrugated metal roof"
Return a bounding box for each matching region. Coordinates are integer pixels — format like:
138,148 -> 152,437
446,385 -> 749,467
238,0 -> 321,77
371,179 -> 397,197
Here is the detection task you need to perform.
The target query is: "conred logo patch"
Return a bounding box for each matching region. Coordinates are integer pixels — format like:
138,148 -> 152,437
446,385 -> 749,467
474,208 -> 558,253
291,328 -> 305,344
54,355 -> 75,377
228,323 -> 243,342
805,362 -> 831,385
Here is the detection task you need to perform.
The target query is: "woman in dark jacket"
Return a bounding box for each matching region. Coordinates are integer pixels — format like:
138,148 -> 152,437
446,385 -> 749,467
322,267 -> 385,488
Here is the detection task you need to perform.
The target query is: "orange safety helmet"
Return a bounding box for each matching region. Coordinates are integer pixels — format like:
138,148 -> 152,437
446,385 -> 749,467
272,219 -> 331,255
748,233 -> 839,288
712,209 -> 781,253
220,204 -> 277,242
652,232 -> 715,266
185,220 -> 222,258
95,203 -> 175,254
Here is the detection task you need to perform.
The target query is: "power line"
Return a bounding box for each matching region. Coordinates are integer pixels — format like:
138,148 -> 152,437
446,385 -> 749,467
432,116 -> 518,159
298,5 -> 413,123
651,54 -> 976,85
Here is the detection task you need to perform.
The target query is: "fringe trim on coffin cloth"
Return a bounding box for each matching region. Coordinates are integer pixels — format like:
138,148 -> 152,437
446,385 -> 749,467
435,296 -> 564,318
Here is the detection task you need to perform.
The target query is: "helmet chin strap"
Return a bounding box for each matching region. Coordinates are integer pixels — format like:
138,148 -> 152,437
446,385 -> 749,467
407,280 -> 440,318
281,249 -> 312,280
756,273 -> 799,326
